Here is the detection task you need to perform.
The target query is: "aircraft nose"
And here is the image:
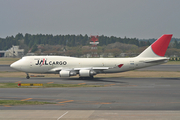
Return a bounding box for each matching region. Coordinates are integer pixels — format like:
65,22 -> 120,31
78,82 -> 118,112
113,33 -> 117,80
10,61 -> 21,71
10,62 -> 17,69
10,62 -> 15,69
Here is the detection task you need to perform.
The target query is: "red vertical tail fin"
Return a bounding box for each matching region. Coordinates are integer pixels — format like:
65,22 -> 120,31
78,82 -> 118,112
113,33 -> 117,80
151,34 -> 172,57
138,34 -> 173,58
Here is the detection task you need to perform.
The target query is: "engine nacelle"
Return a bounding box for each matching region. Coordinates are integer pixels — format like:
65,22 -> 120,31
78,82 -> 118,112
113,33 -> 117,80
59,70 -> 77,77
79,69 -> 96,77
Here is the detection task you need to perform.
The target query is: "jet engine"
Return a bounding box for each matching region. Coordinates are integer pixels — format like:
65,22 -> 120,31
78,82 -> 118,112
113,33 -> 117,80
79,69 -> 96,77
59,70 -> 77,77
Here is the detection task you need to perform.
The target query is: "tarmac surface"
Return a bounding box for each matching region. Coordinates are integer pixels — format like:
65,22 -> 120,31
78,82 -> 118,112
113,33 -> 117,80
1,77 -> 180,110
1,110 -> 180,120
1,64 -> 180,119
0,65 -> 15,72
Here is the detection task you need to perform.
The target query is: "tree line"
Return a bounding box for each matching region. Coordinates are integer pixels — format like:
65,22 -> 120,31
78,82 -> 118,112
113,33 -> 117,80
0,33 -> 152,51
0,33 -> 180,51
173,40 -> 180,49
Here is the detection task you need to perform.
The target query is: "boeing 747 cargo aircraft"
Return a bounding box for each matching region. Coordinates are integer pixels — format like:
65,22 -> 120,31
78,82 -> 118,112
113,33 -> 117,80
10,34 -> 172,79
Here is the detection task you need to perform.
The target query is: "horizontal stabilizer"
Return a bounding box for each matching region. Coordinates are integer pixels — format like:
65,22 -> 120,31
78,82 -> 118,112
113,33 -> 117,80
143,58 -> 169,63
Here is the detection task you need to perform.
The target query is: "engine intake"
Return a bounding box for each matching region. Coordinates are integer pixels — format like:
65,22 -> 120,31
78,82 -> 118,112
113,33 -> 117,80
79,69 -> 96,77
59,70 -> 77,77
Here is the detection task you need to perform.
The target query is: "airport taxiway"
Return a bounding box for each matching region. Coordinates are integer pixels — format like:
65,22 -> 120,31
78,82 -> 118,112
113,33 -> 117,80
1,77 -> 180,110
1,110 -> 180,120
1,64 -> 180,119
1,64 -> 180,110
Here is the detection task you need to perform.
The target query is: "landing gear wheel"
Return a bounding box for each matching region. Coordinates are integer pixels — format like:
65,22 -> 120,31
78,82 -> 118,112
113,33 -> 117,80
90,76 -> 94,79
26,76 -> 30,79
26,73 -> 30,79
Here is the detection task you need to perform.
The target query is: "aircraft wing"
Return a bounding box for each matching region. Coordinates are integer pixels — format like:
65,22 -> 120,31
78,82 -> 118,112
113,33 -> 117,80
49,67 -> 109,72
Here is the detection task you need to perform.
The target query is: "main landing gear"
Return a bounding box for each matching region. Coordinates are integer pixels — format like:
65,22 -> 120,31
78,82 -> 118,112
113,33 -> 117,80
26,73 -> 30,79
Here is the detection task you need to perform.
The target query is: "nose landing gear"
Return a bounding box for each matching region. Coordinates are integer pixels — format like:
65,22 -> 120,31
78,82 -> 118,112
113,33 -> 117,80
26,73 -> 30,79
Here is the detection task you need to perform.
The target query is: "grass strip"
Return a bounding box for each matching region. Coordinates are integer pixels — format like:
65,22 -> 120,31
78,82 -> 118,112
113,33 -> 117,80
164,61 -> 180,65
0,58 -> 20,65
0,100 -> 54,106
0,83 -> 18,88
0,83 -> 102,88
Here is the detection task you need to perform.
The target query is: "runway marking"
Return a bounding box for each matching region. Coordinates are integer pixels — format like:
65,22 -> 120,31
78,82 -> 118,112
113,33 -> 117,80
15,81 -> 21,83
3,105 -> 11,107
57,111 -> 68,120
58,100 -> 74,104
78,83 -> 86,85
47,82 -> 54,84
20,98 -> 32,101
109,84 -> 115,86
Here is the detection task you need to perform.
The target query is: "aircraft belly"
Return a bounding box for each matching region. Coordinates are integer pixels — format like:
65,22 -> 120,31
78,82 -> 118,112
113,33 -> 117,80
22,65 -> 50,73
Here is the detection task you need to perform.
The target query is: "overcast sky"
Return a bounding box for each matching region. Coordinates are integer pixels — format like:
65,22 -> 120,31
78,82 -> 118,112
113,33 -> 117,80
0,0 -> 180,39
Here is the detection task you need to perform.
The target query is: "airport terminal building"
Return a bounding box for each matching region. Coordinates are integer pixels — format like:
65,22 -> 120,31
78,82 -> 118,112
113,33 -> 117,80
0,46 -> 24,57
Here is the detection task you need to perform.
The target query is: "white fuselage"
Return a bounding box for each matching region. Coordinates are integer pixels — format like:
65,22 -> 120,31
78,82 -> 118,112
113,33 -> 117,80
11,56 -> 168,74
